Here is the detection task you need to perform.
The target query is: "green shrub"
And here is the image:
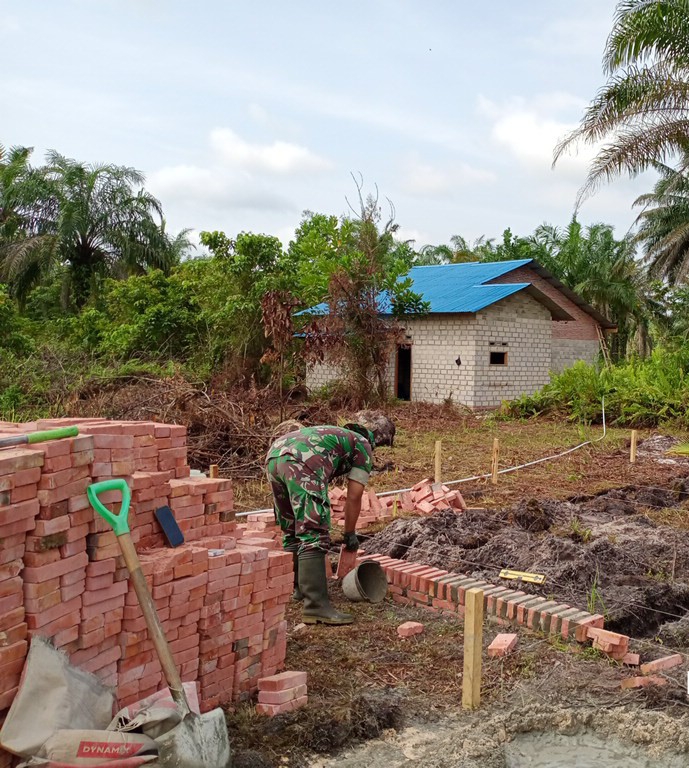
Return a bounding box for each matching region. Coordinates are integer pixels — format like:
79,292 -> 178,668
504,349 -> 689,427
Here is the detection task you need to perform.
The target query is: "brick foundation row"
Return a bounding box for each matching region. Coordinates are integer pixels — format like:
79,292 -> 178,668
360,552 -> 609,641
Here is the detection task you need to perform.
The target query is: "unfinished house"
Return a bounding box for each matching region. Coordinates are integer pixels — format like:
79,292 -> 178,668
306,259 -> 615,408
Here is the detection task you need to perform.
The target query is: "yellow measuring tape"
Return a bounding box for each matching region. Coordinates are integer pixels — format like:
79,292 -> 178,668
499,568 -> 546,585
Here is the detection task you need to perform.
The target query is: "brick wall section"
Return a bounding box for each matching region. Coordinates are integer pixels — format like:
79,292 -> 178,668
0,417 -> 291,764
359,552 -> 611,643
489,266 -> 602,372
306,290 -> 552,407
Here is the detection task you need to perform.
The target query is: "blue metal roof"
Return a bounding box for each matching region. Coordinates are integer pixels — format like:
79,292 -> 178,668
303,259 -> 535,315
405,260 -> 533,313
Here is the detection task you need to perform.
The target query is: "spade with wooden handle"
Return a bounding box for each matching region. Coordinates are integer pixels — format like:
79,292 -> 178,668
87,478 -> 230,768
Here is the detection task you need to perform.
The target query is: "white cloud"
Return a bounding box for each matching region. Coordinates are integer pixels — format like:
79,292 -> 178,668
395,226 -> 432,247
210,128 -> 332,174
400,155 -> 495,198
148,164 -> 293,213
477,94 -> 597,180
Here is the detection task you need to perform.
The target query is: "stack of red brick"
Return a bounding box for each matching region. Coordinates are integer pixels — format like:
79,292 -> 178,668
256,671 -> 307,716
0,417 -> 292,767
329,479 -> 466,529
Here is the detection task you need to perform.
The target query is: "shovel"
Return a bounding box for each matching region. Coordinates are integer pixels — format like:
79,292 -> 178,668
0,426 -> 79,449
87,478 -> 231,768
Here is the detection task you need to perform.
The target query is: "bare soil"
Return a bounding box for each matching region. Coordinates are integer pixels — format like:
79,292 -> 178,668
362,476 -> 689,640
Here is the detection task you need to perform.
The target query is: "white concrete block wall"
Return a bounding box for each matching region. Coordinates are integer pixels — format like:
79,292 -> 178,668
471,293 -> 552,407
551,339 -> 599,373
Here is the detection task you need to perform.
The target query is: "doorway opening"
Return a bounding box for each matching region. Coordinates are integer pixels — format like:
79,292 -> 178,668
396,346 -> 411,401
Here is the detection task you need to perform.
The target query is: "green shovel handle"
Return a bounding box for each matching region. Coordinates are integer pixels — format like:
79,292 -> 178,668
28,427 -> 79,444
87,479 -> 131,536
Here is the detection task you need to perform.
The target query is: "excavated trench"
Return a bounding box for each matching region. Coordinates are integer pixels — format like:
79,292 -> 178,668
361,478 -> 689,641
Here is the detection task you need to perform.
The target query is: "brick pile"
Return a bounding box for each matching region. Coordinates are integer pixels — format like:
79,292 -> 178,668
0,417 -> 292,765
329,479 -> 466,529
256,671 -> 308,717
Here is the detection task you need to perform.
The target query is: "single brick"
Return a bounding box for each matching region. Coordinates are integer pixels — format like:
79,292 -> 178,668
336,546 -> 358,580
622,653 -> 640,667
621,675 -> 667,689
487,633 -> 518,658
640,654 -> 683,675
397,621 -> 424,638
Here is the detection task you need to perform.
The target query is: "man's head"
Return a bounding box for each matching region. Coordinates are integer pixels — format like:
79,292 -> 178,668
343,422 -> 375,451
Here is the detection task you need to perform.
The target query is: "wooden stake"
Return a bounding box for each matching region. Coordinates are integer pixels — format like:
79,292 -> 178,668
490,439 -> 499,485
462,588 -> 484,710
630,430 -> 638,464
434,440 -> 442,484
209,464 -> 219,479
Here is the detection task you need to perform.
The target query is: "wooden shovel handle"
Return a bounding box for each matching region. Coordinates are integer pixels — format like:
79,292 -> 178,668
118,533 -> 190,714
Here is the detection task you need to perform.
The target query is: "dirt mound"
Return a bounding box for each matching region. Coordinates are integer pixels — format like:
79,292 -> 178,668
362,484 -> 689,639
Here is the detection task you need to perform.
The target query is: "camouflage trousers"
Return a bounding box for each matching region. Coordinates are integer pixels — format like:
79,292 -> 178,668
265,456 -> 331,554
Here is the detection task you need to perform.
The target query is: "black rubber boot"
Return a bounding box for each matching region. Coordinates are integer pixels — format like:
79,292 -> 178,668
292,550 -> 303,602
299,551 -> 354,625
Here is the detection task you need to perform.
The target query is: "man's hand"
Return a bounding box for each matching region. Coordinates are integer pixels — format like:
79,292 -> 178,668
343,531 -> 359,551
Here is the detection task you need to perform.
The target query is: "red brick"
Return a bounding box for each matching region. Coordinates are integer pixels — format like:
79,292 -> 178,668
397,621 -> 424,638
257,683 -> 307,705
258,670 -> 307,692
0,622 -> 27,647
621,675 -> 667,689
256,695 -> 307,716
0,640 -> 28,666
24,588 -> 62,613
22,552 -> 88,583
573,614 -> 605,642
0,449 -> 44,476
640,654 -> 683,675
487,633 -> 518,657
0,607 -> 25,632
26,596 -> 82,629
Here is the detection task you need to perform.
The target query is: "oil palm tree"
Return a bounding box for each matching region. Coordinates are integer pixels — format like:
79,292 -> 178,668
554,0 -> 689,206
1,150 -> 179,306
633,159 -> 689,282
416,235 -> 493,265
532,220 -> 648,358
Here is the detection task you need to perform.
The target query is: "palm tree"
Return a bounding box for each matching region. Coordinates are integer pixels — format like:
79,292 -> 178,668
1,150 -> 178,306
416,234 -> 493,265
633,159 -> 689,282
554,0 -> 689,206
537,220 -> 648,358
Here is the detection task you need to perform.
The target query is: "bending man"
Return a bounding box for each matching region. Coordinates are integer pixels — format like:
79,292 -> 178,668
265,423 -> 375,625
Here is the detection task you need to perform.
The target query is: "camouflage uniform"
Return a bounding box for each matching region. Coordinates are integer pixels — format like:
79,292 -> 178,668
265,426 -> 373,554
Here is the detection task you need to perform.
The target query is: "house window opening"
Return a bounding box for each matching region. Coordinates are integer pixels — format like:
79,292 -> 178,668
490,351 -> 507,366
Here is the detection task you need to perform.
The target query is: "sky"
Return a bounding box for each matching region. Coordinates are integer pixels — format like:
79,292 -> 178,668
0,0 -> 653,251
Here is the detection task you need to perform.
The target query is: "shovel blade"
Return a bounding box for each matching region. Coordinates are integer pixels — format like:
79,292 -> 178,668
156,709 -> 230,768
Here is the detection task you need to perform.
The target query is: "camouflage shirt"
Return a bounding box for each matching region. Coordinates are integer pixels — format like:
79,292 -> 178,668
266,426 -> 373,486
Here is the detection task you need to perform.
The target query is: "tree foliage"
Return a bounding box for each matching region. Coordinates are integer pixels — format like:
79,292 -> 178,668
554,0 -> 689,206
0,147 -> 187,307
634,158 -> 689,282
302,182 -> 428,403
